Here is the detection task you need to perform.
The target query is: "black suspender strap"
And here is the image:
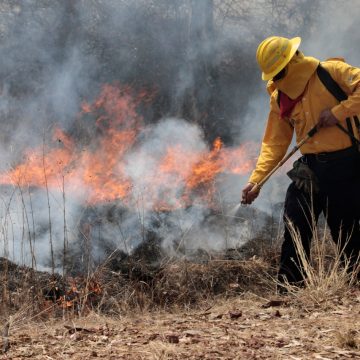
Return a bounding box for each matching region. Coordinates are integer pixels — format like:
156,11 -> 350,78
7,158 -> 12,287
316,63 -> 359,147
346,118 -> 356,147
316,64 -> 347,101
354,115 -> 360,136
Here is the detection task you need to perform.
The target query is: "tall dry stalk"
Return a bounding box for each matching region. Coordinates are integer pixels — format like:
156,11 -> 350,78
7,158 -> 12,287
17,185 -> 36,270
115,219 -> 130,254
282,212 -> 358,304
0,189 -> 17,310
135,190 -> 146,244
62,175 -> 68,278
21,185 -> 38,311
42,138 -> 55,275
27,185 -> 37,271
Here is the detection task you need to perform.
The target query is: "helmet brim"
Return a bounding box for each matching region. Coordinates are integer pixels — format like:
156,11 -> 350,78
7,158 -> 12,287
261,37 -> 301,81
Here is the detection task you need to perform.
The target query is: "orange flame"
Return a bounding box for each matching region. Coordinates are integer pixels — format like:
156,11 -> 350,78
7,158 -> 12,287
0,84 -> 258,210
54,277 -> 102,309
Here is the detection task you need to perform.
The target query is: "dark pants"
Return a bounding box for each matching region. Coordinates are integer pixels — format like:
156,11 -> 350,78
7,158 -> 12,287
278,147 -> 360,285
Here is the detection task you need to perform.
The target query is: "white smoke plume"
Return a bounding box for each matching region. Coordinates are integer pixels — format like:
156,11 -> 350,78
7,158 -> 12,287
0,0 -> 356,271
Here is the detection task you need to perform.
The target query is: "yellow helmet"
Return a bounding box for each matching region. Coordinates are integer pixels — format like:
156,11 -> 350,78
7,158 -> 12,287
256,36 -> 301,81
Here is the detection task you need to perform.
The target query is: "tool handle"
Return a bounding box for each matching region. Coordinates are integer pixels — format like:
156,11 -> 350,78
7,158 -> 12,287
249,182 -> 261,194
251,137 -> 307,191
248,124 -> 318,193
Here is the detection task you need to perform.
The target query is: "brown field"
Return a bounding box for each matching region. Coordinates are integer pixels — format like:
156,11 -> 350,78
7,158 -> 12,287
1,255 -> 359,360
2,290 -> 360,360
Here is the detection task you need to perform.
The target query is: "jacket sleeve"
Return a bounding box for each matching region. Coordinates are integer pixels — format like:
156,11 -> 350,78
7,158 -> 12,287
248,93 -> 294,185
328,61 -> 360,121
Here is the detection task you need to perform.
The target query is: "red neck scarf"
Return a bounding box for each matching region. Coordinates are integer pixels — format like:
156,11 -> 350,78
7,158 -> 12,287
279,91 -> 303,119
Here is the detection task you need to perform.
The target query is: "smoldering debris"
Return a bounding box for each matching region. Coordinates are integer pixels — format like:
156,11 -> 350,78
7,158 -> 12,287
0,254 -> 273,316
63,199 -> 280,274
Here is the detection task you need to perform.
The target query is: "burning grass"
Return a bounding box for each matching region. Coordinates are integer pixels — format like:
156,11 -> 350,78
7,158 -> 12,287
0,208 -> 359,359
1,223 -> 359,322
0,83 -> 258,212
1,244 -> 360,359
0,255 -> 273,320
1,261 -> 359,359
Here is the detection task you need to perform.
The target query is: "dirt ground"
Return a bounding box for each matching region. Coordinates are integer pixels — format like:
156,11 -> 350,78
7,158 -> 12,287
2,290 -> 360,360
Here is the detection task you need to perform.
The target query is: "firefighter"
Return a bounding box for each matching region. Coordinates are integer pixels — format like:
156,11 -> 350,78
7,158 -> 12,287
241,36 -> 360,290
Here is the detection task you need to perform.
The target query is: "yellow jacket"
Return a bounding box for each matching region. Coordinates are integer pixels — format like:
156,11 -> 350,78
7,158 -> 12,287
249,58 -> 360,185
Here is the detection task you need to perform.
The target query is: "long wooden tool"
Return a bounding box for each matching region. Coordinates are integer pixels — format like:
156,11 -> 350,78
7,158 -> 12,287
242,124 -> 318,201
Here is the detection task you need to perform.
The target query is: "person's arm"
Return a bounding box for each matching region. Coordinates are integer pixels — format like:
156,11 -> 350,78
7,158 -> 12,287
328,61 -> 360,121
242,94 -> 293,204
249,96 -> 294,184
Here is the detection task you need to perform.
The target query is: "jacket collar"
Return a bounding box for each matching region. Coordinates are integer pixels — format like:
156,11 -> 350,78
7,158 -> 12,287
267,52 -> 319,100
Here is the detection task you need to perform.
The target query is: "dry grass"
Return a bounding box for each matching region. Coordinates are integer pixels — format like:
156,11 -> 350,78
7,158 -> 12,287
2,291 -> 359,359
1,220 -> 360,359
278,216 -> 359,309
335,329 -> 359,350
0,254 -> 274,319
83,255 -> 274,314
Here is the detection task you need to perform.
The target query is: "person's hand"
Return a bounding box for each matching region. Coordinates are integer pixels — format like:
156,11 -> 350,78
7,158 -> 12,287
241,182 -> 260,205
317,109 -> 338,129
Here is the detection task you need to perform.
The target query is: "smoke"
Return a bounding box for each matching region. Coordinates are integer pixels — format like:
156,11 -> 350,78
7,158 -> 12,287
0,0 -> 355,270
0,116 -> 264,271
125,118 -> 206,208
303,0 -> 360,64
